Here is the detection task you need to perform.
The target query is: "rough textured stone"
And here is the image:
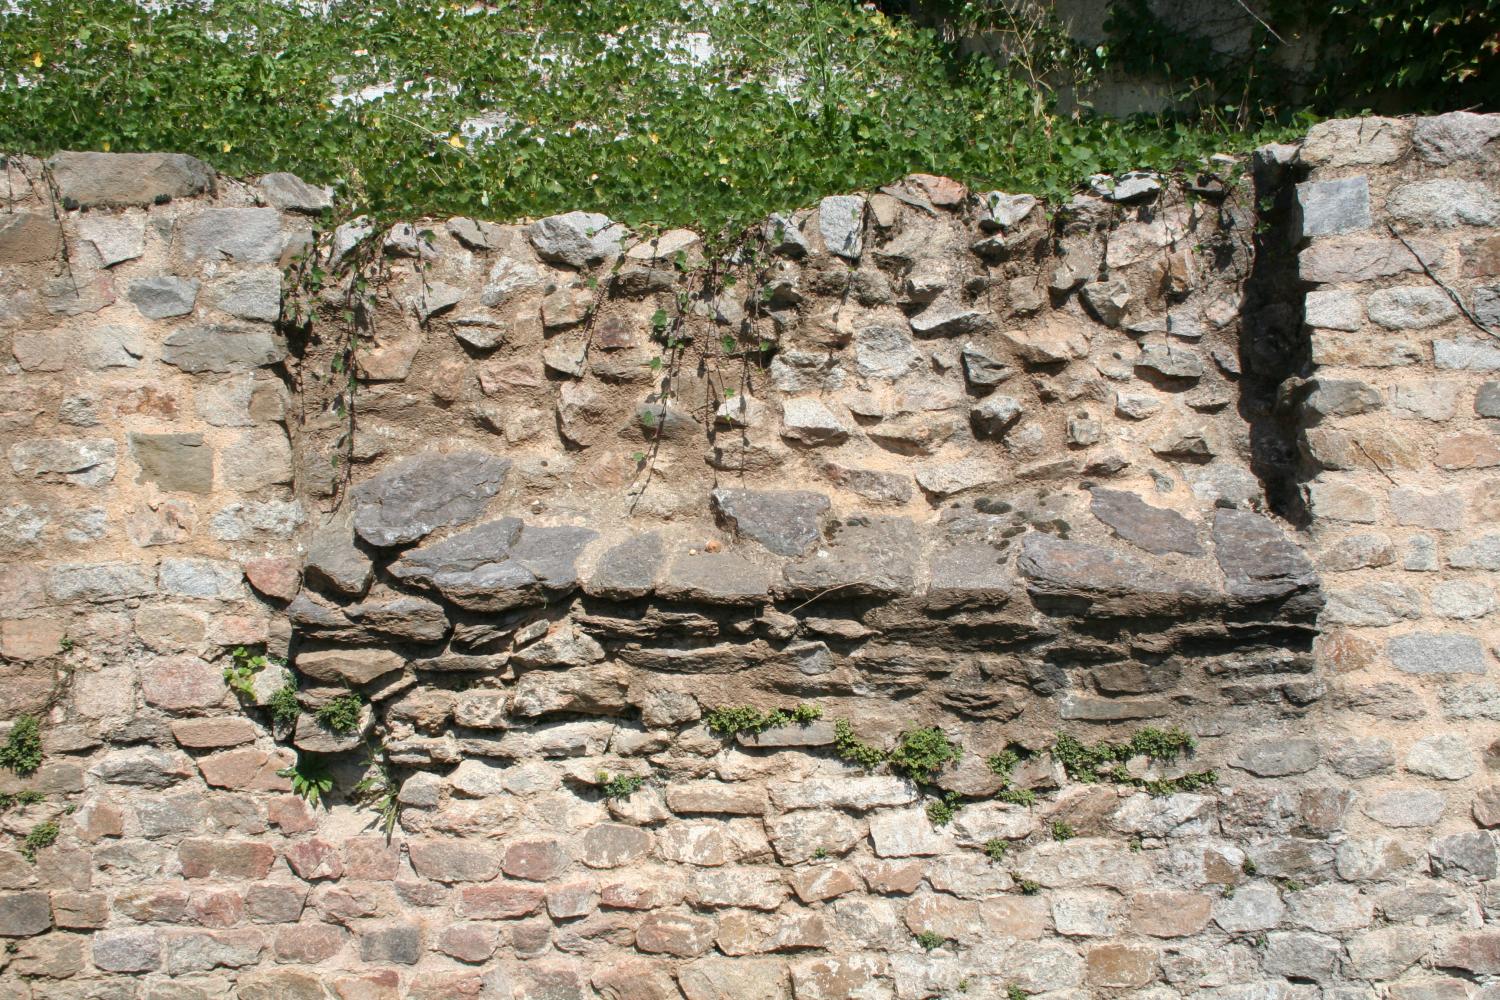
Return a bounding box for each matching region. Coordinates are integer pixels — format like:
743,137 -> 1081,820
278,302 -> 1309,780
711,489 -> 830,557
49,151 -> 214,206
528,211 -> 625,267
353,451 -> 511,547
161,324 -> 286,373
1089,489 -> 1203,556
1296,177 -> 1370,237
128,276 -> 199,318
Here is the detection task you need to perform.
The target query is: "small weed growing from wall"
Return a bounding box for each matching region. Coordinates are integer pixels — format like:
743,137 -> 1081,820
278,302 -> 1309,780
926,791 -> 962,827
983,838 -> 1008,862
1050,820 -> 1075,842
21,820 -> 58,862
0,716 -> 43,777
316,693 -> 363,734
278,756 -> 335,807
0,790 -> 43,813
704,703 -> 821,738
596,772 -> 646,800
1051,727 -> 1216,796
269,681 -> 301,728
887,727 -> 963,782
914,930 -> 949,951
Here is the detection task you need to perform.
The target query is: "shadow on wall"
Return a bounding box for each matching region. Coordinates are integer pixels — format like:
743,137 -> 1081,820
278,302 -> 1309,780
1237,142 -> 1312,526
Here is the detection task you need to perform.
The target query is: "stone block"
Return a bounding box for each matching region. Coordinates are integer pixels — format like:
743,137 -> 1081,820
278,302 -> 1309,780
1296,177 -> 1370,238
49,151 -> 214,206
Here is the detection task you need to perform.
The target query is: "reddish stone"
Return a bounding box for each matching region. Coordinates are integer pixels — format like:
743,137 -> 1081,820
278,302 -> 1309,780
245,883 -> 307,924
437,921 -> 499,964
1463,235 -> 1500,277
502,838 -> 570,882
1439,932 -> 1500,973
190,888 -> 245,928
510,917 -> 552,956
635,910 -> 716,957
599,876 -> 679,911
907,173 -> 967,207
50,891 -> 108,929
198,748 -> 293,792
267,795 -> 317,834
114,886 -> 192,923
1087,943 -> 1159,988
244,557 -> 301,601
333,970 -> 402,1000
274,922 -> 348,963
180,839 -> 277,880
344,837 -> 401,881
455,883 -> 543,919
409,972 -> 488,1000
546,879 -> 599,920
141,654 -> 227,711
580,823 -> 653,869
857,859 -> 924,894
790,866 -> 862,904
408,840 -> 501,884
593,960 -> 682,1000
1130,891 -> 1213,937
0,617 -> 66,661
171,717 -> 257,749
760,911 -> 832,951
74,800 -> 124,842
312,885 -> 384,924
285,839 -> 345,882
1435,432 -> 1500,470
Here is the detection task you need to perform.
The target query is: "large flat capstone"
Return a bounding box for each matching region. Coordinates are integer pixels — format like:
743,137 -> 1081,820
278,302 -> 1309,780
352,451 -> 511,547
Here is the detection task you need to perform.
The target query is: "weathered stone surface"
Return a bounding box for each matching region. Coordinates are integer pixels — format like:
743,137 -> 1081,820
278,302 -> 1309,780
1300,236 -> 1446,284
304,511 -> 373,596
296,648 -> 404,686
818,195 -> 865,259
528,211 -> 625,267
130,433 -> 212,493
176,208 -> 285,263
585,532 -> 664,599
1367,286 -> 1458,330
1296,177 -> 1370,238
1388,633 -> 1488,675
782,515 -> 921,599
128,276 -> 199,318
1019,532 -> 1216,615
49,151 -> 214,206
1212,509 -> 1318,603
256,172 -> 332,213
1414,111 -> 1500,164
659,551 -> 776,606
711,489 -> 830,557
9,437 -> 116,487
161,324 -> 286,373
1089,489 -> 1203,556
352,451 -> 511,547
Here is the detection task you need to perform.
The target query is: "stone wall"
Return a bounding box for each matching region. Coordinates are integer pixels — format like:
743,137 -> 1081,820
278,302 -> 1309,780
0,113 -> 1497,999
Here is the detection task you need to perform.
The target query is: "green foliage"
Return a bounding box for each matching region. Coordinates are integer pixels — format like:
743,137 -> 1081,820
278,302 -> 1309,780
225,646 -> 284,701
57,636 -> 73,653
1242,858 -> 1258,876
0,790 -> 43,813
21,820 -> 58,862
983,837 -> 1008,862
278,756 -> 335,807
1007,987 -> 1030,1000
1049,819 -> 1075,842
1051,727 -> 1212,795
0,0 -> 1310,234
352,751 -> 399,837
1095,0 -> 1498,118
926,791 -> 962,827
986,745 -> 1038,806
596,771 -> 646,800
0,716 -> 43,777
833,719 -> 890,770
704,704 -> 821,738
315,693 -> 363,734
914,930 -> 949,951
887,727 -> 962,782
268,681 -> 301,728
1015,875 -> 1041,895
